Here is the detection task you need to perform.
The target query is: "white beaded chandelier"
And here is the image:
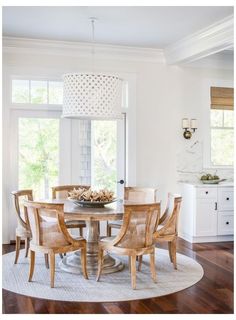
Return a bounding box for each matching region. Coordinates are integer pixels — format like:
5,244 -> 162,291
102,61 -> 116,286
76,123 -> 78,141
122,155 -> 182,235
62,18 -> 123,119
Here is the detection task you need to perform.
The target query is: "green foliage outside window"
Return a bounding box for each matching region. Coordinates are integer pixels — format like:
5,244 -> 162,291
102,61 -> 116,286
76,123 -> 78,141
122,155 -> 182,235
92,121 -> 117,194
210,109 -> 234,166
19,118 -> 59,199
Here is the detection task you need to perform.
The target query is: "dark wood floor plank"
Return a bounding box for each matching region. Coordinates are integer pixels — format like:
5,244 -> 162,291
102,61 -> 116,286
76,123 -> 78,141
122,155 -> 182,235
2,239 -> 234,314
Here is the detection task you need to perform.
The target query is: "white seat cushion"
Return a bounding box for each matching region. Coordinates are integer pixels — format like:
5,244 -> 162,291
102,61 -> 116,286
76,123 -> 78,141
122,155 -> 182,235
108,220 -> 123,226
100,236 -> 116,242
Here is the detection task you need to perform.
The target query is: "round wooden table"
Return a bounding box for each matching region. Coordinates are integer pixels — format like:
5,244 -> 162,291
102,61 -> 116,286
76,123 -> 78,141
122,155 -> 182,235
48,198 -> 126,275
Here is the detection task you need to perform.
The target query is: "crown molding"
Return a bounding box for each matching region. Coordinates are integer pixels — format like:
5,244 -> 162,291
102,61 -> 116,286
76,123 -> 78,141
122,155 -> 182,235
3,37 -> 165,63
165,14 -> 234,65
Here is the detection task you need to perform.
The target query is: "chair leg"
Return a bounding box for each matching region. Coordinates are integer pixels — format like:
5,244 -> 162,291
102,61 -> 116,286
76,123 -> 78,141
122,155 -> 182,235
150,251 -> 157,283
106,223 -> 111,237
80,247 -> 88,279
49,253 -> 55,288
25,238 -> 30,258
130,255 -> 137,289
138,255 -> 143,271
96,248 -> 104,282
171,238 -> 177,270
168,241 -> 173,262
79,227 -> 83,237
28,250 -> 35,282
44,253 -> 49,269
128,256 -> 131,272
14,236 -> 21,264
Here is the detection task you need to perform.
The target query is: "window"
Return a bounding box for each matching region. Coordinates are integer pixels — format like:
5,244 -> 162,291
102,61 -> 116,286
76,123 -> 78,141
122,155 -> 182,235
210,87 -> 234,166
12,79 -> 63,105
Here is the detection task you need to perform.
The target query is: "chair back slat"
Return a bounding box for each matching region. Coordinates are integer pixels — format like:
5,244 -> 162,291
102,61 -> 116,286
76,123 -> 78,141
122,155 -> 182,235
124,187 -> 157,202
156,194 -> 182,236
11,190 -> 33,229
52,185 -> 90,199
115,203 -> 160,249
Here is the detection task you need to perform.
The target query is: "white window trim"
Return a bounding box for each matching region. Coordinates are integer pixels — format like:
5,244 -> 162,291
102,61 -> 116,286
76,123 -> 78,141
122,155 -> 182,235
203,78 -> 234,169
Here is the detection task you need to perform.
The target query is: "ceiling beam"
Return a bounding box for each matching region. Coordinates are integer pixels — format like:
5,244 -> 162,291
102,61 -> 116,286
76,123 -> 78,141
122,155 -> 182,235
164,15 -> 234,65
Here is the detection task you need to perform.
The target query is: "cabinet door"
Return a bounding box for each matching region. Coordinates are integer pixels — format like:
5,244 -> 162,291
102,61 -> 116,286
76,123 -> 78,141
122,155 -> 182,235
195,199 -> 218,236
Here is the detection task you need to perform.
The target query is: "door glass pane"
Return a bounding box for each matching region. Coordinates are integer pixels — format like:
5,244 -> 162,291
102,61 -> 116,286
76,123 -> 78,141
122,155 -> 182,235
30,81 -> 47,104
19,118 -> 59,199
12,80 -> 30,103
91,121 -> 117,194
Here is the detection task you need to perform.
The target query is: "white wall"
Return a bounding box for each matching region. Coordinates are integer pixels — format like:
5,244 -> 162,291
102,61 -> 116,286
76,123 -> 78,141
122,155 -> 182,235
2,40 -> 233,242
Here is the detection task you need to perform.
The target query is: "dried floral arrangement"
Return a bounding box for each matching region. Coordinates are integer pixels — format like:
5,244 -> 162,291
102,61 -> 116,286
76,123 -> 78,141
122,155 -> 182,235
68,187 -> 115,202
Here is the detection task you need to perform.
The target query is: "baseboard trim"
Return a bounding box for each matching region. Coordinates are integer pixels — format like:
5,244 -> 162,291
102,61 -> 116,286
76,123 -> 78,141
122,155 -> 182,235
179,233 -> 234,243
9,240 -> 25,245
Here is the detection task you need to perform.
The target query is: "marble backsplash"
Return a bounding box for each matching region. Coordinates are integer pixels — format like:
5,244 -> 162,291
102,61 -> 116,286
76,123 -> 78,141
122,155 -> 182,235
177,139 -> 234,183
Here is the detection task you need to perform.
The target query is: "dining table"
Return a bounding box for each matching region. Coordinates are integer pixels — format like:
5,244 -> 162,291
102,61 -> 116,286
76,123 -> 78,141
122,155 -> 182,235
44,198 -> 161,275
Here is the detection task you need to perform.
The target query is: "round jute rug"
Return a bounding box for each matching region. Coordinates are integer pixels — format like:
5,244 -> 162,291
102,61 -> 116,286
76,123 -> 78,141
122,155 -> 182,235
2,249 -> 203,302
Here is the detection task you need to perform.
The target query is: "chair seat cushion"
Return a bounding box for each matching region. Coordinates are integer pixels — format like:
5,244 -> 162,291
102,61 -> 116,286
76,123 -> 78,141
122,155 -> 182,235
65,220 -> 86,228
108,220 -> 123,227
16,226 -> 31,238
100,236 -> 116,243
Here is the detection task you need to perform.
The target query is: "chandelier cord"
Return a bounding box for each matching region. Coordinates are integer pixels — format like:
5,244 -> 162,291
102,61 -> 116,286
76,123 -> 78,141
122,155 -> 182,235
89,17 -> 97,71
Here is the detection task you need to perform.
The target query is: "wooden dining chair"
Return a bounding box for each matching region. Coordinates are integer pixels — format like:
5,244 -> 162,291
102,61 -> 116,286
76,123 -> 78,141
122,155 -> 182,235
24,200 -> 88,288
51,185 -> 90,236
97,203 -> 160,289
138,193 -> 182,271
11,190 -> 33,264
106,187 -> 157,236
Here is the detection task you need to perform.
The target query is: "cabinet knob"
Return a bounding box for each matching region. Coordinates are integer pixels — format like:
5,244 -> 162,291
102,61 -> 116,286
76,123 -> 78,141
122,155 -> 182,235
205,191 -> 208,194
226,197 -> 229,201
226,221 -> 229,225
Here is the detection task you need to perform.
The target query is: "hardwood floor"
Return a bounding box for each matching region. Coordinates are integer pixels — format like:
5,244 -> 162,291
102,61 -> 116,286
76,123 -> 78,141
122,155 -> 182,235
2,238 -> 233,314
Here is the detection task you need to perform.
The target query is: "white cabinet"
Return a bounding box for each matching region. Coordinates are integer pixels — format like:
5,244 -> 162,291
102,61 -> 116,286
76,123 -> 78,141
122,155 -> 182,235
195,198 -> 217,236
179,183 -> 234,243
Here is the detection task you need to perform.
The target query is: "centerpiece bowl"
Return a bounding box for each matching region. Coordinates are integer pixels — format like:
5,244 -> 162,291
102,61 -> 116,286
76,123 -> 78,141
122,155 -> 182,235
70,199 -> 117,208
67,187 -> 116,208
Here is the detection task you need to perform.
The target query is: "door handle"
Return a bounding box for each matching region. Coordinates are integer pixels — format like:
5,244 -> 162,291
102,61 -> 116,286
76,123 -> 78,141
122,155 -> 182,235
117,179 -> 125,184
215,202 -> 217,210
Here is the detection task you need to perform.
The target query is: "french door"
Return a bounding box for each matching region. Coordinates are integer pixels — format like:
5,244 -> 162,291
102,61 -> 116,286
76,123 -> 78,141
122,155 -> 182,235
8,109 -> 125,240
91,115 -> 125,198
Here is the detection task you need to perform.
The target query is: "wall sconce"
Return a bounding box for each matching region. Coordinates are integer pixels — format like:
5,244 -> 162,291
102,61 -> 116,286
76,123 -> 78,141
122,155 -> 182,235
182,118 -> 197,139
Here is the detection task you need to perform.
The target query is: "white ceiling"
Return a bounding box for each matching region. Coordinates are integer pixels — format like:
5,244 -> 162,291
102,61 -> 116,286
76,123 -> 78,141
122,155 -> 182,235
2,6 -> 233,48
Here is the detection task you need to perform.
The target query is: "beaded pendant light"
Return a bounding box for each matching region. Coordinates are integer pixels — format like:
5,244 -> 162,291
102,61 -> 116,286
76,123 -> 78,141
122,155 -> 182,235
62,18 -> 123,119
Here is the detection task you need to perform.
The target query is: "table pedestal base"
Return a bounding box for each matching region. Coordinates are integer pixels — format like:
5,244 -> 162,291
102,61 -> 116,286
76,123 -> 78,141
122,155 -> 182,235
59,220 -> 124,275
59,251 -> 124,275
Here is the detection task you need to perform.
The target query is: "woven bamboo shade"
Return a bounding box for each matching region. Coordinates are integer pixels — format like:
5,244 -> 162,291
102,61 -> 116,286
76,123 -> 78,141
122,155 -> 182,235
211,87 -> 234,110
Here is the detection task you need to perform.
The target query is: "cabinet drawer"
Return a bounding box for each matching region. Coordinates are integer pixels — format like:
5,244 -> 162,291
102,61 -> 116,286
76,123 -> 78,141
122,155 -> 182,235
196,187 -> 217,199
218,212 -> 234,235
218,188 -> 234,211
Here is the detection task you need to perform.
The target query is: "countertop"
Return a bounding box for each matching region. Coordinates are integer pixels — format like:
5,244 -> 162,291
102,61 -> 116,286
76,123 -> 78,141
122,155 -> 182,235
178,181 -> 234,188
